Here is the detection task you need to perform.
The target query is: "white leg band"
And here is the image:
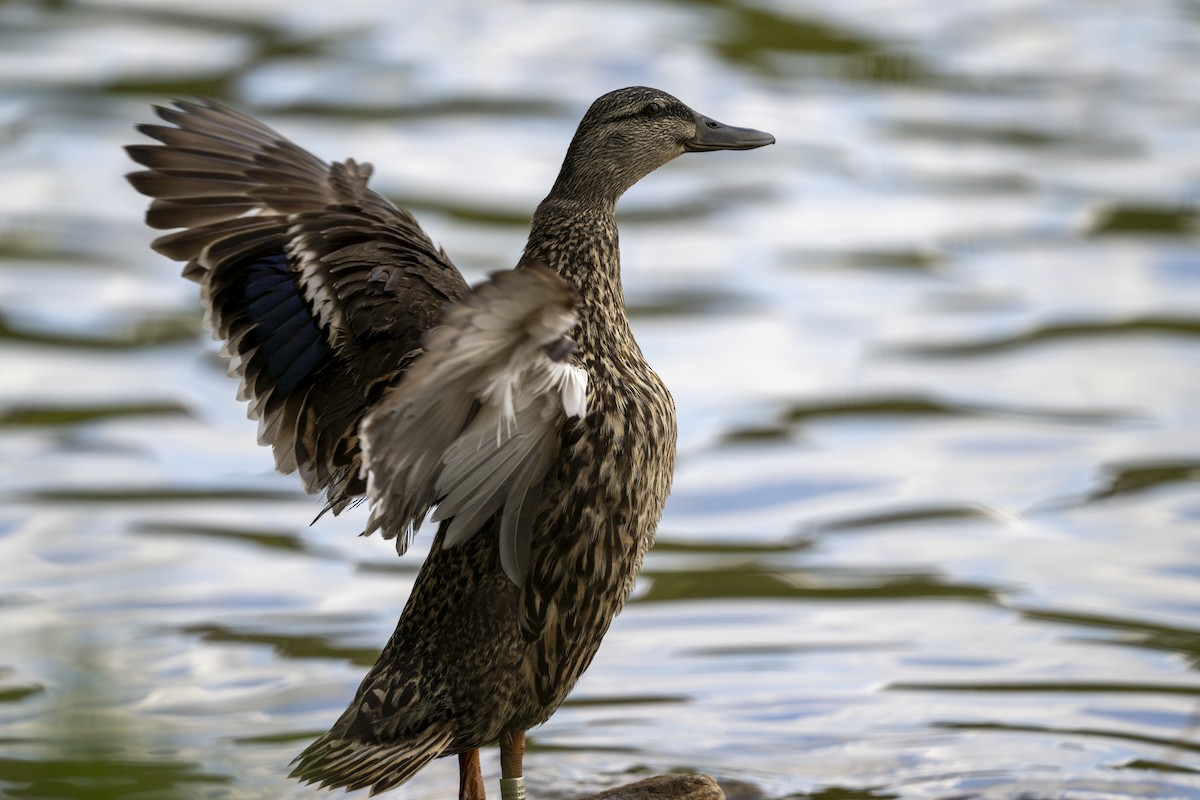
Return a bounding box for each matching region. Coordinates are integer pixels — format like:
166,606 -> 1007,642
500,776 -> 526,800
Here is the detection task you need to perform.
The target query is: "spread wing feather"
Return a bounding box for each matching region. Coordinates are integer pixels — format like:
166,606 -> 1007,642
126,100 -> 469,515
361,265 -> 588,586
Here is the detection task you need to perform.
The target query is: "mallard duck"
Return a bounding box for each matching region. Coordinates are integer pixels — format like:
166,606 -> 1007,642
126,86 -> 772,799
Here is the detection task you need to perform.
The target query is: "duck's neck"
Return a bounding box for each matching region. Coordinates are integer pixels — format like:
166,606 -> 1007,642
523,196 -> 635,359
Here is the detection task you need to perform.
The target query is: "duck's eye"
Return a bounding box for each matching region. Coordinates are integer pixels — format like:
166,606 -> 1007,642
642,101 -> 663,117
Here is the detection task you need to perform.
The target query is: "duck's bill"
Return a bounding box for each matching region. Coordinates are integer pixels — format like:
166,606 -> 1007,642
685,114 -> 775,151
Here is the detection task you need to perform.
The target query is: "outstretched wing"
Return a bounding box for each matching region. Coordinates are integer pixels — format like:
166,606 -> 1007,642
361,264 -> 588,587
126,100 -> 470,514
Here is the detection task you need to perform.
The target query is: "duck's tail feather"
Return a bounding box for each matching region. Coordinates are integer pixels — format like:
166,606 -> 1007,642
289,723 -> 455,796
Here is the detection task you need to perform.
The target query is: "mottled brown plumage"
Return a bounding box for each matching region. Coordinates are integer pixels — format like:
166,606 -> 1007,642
126,87 -> 772,798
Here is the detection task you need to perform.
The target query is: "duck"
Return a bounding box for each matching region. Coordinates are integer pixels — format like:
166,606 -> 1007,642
126,86 -> 773,799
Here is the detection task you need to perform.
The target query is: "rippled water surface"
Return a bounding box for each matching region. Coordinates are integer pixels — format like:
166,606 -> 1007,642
2,1 -> 1200,798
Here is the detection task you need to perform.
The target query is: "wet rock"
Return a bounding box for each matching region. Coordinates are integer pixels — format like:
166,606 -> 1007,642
712,778 -> 764,800
575,774 -> 726,800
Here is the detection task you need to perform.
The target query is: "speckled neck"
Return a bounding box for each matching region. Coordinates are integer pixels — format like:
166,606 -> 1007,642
522,198 -> 637,364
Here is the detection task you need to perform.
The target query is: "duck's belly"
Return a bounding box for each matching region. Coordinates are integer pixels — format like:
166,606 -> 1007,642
500,368 -> 679,734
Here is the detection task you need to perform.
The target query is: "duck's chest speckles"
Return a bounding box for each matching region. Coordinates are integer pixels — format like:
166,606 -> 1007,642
524,201 -> 678,544
573,352 -> 677,530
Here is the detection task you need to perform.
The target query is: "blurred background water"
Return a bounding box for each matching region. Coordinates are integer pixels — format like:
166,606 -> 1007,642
1,0 -> 1199,798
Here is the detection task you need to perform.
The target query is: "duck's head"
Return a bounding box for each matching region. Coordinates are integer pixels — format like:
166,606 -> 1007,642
549,86 -> 774,208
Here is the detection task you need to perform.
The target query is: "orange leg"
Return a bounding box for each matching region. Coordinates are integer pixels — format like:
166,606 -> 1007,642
459,749 -> 486,800
499,730 -> 526,800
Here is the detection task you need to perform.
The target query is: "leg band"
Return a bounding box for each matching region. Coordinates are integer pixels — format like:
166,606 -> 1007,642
500,776 -> 526,800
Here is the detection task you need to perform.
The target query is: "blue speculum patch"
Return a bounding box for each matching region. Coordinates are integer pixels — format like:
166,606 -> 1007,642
242,253 -> 329,395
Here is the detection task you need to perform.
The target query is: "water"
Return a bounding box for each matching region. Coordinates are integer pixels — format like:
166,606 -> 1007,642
1,0 -> 1199,798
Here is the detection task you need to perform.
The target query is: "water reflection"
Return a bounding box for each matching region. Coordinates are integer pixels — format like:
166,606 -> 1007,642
0,638 -> 232,799
1,0 -> 1199,798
